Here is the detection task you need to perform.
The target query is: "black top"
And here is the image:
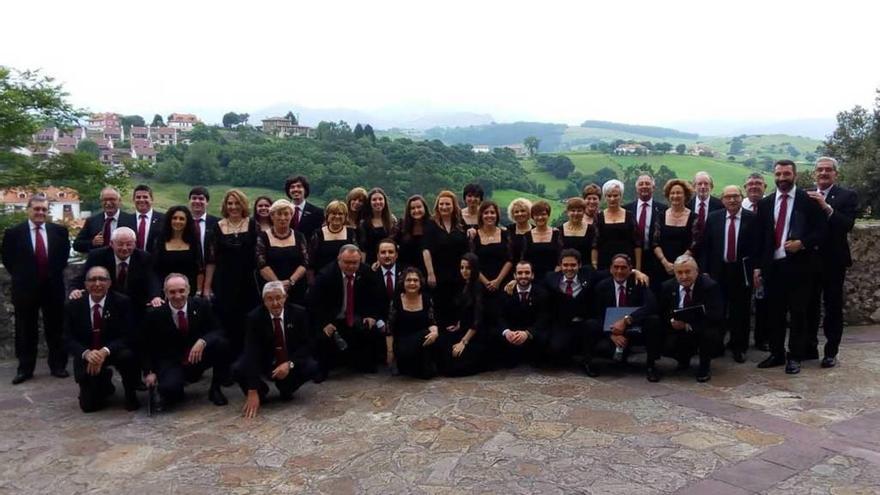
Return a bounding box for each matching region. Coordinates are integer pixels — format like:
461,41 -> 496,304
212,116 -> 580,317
207,220 -> 259,313
561,223 -> 597,264
651,211 -> 697,268
255,230 -> 309,282
455,286 -> 483,333
309,227 -> 357,272
387,293 -> 437,337
154,241 -> 202,291
593,211 -> 641,269
522,229 -> 562,280
358,219 -> 397,265
423,222 -> 469,284
395,229 -> 426,275
472,229 -> 512,281
507,224 -> 531,264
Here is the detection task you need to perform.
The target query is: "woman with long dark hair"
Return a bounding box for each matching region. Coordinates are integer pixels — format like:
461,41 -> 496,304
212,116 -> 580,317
394,195 -> 431,274
345,187 -> 368,228
386,267 -> 440,379
154,205 -> 203,292
358,187 -> 397,265
252,195 -> 273,232
437,253 -> 484,376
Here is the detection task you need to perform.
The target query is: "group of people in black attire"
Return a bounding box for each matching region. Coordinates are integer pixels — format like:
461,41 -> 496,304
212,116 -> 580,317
1,157 -> 857,418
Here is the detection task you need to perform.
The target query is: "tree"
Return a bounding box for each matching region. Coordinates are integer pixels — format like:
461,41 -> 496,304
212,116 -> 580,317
76,139 -> 100,159
728,136 -> 746,155
675,144 -> 687,155
353,123 -> 365,139
222,112 -> 240,128
180,141 -> 221,184
285,111 -> 299,125
586,166 -> 619,186
151,114 -> 165,127
120,115 -> 145,131
523,136 -> 540,156
0,66 -> 82,150
655,142 -> 673,154
363,124 -> 376,145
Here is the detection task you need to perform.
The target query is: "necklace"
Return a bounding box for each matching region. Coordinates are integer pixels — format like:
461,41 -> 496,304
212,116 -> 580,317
227,218 -> 246,234
327,225 -> 345,234
272,228 -> 292,240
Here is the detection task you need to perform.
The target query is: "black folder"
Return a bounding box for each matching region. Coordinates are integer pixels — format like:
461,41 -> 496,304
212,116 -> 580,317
672,304 -> 706,324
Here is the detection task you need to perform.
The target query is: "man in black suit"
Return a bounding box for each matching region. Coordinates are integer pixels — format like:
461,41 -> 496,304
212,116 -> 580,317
741,173 -> 770,351
585,254 -> 662,381
237,281 -> 319,418
496,261 -> 548,368
2,194 -> 71,384
624,174 -> 667,289
285,175 -> 324,240
372,239 -> 403,368
806,157 -> 858,368
188,186 -> 218,268
689,171 -> 724,235
63,266 -> 140,412
73,187 -> 136,254
132,184 -> 164,254
656,255 -> 724,382
70,227 -> 163,319
142,273 -> 229,408
755,160 -> 828,374
309,244 -> 382,377
697,185 -> 759,363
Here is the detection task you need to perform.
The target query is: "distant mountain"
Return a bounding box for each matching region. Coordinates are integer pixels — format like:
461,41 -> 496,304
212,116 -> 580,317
579,120 -> 699,140
664,118 -> 836,140
249,104 -> 493,130
422,122 -> 569,150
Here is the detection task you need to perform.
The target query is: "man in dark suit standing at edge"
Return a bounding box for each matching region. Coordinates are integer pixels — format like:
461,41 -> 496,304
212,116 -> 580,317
73,187 -> 136,254
755,160 -> 827,374
2,194 -> 71,384
285,175 -> 324,240
806,157 -> 858,368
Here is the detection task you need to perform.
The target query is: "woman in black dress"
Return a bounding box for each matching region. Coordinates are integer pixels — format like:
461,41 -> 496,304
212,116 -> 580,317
472,201 -> 513,291
561,197 -> 597,263
592,180 -> 642,271
255,199 -> 309,305
652,179 -> 696,283
423,190 -> 470,328
522,200 -> 562,281
154,205 -> 203,292
386,267 -> 440,379
204,189 -> 259,354
394,195 -> 430,274
252,195 -> 273,233
461,183 -> 484,230
345,187 -> 367,228
358,187 -> 397,266
309,200 -> 357,275
437,253 -> 484,377
506,197 -> 533,264
582,183 -> 602,227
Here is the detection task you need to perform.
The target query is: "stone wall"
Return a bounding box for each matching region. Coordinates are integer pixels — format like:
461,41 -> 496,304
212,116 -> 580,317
2,225 -> 880,359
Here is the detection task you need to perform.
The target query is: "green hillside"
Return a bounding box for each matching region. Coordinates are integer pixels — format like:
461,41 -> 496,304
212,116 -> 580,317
700,134 -> 823,162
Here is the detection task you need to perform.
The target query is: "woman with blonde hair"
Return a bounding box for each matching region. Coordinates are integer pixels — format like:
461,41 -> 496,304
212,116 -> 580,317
309,200 -> 358,273
255,199 -> 309,305
591,180 -> 642,270
423,190 -> 469,327
506,197 -> 533,264
652,179 -> 696,282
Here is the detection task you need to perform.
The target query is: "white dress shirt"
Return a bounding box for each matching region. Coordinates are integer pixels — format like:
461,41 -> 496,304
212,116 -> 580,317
773,186 -> 796,260
723,208 -> 742,262
28,219 -> 48,254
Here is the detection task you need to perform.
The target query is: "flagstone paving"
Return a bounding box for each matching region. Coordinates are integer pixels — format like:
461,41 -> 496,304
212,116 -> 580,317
1,326 -> 879,494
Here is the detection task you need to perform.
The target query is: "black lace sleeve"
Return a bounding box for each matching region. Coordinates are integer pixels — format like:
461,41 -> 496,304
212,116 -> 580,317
296,231 -> 310,269
308,230 -> 321,269
472,287 -> 484,333
425,294 -> 437,327
651,213 -> 664,250
255,231 -> 269,269
385,296 -> 398,336
205,222 -> 219,265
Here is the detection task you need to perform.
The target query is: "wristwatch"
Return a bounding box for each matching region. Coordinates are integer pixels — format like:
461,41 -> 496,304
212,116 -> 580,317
623,315 -> 633,326
288,361 -> 295,370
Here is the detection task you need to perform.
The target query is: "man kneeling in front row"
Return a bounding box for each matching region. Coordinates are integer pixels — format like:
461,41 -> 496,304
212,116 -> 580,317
235,281 -> 318,419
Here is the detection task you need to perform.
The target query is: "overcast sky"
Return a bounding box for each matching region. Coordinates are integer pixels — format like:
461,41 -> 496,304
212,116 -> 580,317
3,0 -> 878,127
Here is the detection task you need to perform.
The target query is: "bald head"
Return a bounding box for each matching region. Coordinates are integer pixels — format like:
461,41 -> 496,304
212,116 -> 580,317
721,185 -> 743,214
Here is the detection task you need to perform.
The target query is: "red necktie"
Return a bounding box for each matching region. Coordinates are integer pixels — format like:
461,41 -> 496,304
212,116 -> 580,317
117,261 -> 128,288
774,194 -> 789,249
565,279 -> 573,298
385,270 -> 394,299
177,309 -> 188,335
102,216 -> 113,246
520,291 -> 528,304
273,317 -> 288,367
292,207 -> 301,229
697,201 -> 706,230
137,214 -> 147,250
638,202 -> 648,243
91,303 -> 103,349
682,287 -> 692,308
751,203 -> 757,213
726,215 -> 737,262
618,284 -> 627,307
345,274 -> 355,327
34,224 -> 48,281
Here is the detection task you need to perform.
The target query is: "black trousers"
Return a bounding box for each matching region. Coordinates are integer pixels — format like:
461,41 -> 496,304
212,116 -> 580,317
12,286 -> 67,374
766,258 -> 814,361
156,337 -> 231,403
753,295 -> 770,347
436,328 -> 484,377
492,331 -> 536,369
663,323 -> 720,370
807,263 -> 847,358
585,315 -> 663,364
719,263 -> 752,353
233,355 -> 318,399
73,347 -> 140,412
535,320 -> 588,365
393,329 -> 439,379
317,319 -> 384,373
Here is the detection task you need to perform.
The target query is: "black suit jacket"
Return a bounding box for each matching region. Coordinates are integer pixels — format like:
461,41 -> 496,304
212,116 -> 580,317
697,208 -> 759,285
75,247 -> 161,311
756,188 -> 828,269
141,297 -> 224,371
193,214 -> 219,258
64,291 -> 134,358
624,199 -> 668,248
2,220 -> 70,297
291,202 -> 324,240
241,304 -> 313,389
541,267 -> 605,327
592,275 -> 657,327
811,184 -> 858,268
498,284 -> 549,337
73,211 -> 137,254
308,262 -> 380,329
372,264 -> 404,322
688,196 -> 724,215
657,274 -> 723,332
137,210 -> 165,254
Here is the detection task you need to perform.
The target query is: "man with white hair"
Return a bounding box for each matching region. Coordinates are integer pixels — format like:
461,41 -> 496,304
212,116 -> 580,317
806,157 -> 858,368
73,187 -> 136,254
656,255 -> 723,382
688,171 -> 724,233
236,281 -> 318,419
624,174 -> 667,287
71,227 -> 162,319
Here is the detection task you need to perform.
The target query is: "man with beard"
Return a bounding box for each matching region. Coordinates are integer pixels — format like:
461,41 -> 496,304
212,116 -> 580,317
806,157 -> 858,368
496,260 -> 548,368
624,174 -> 667,289
372,239 -> 403,370
284,175 -> 324,240
755,160 -> 827,374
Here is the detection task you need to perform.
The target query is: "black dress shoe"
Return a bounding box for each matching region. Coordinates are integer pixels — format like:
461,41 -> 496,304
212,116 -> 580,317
785,359 -> 801,374
696,368 -> 711,383
51,369 -> 70,378
208,387 -> 228,406
732,351 -> 746,364
821,356 -> 838,368
646,366 -> 661,383
582,361 -> 600,378
124,392 -> 141,411
757,355 -> 785,369
11,372 -> 33,385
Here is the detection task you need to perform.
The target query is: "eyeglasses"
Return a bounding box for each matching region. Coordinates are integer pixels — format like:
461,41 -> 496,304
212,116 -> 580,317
85,276 -> 111,282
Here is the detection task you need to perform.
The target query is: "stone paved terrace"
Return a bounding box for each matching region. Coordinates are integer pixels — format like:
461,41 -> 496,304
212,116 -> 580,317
2,327 -> 880,494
